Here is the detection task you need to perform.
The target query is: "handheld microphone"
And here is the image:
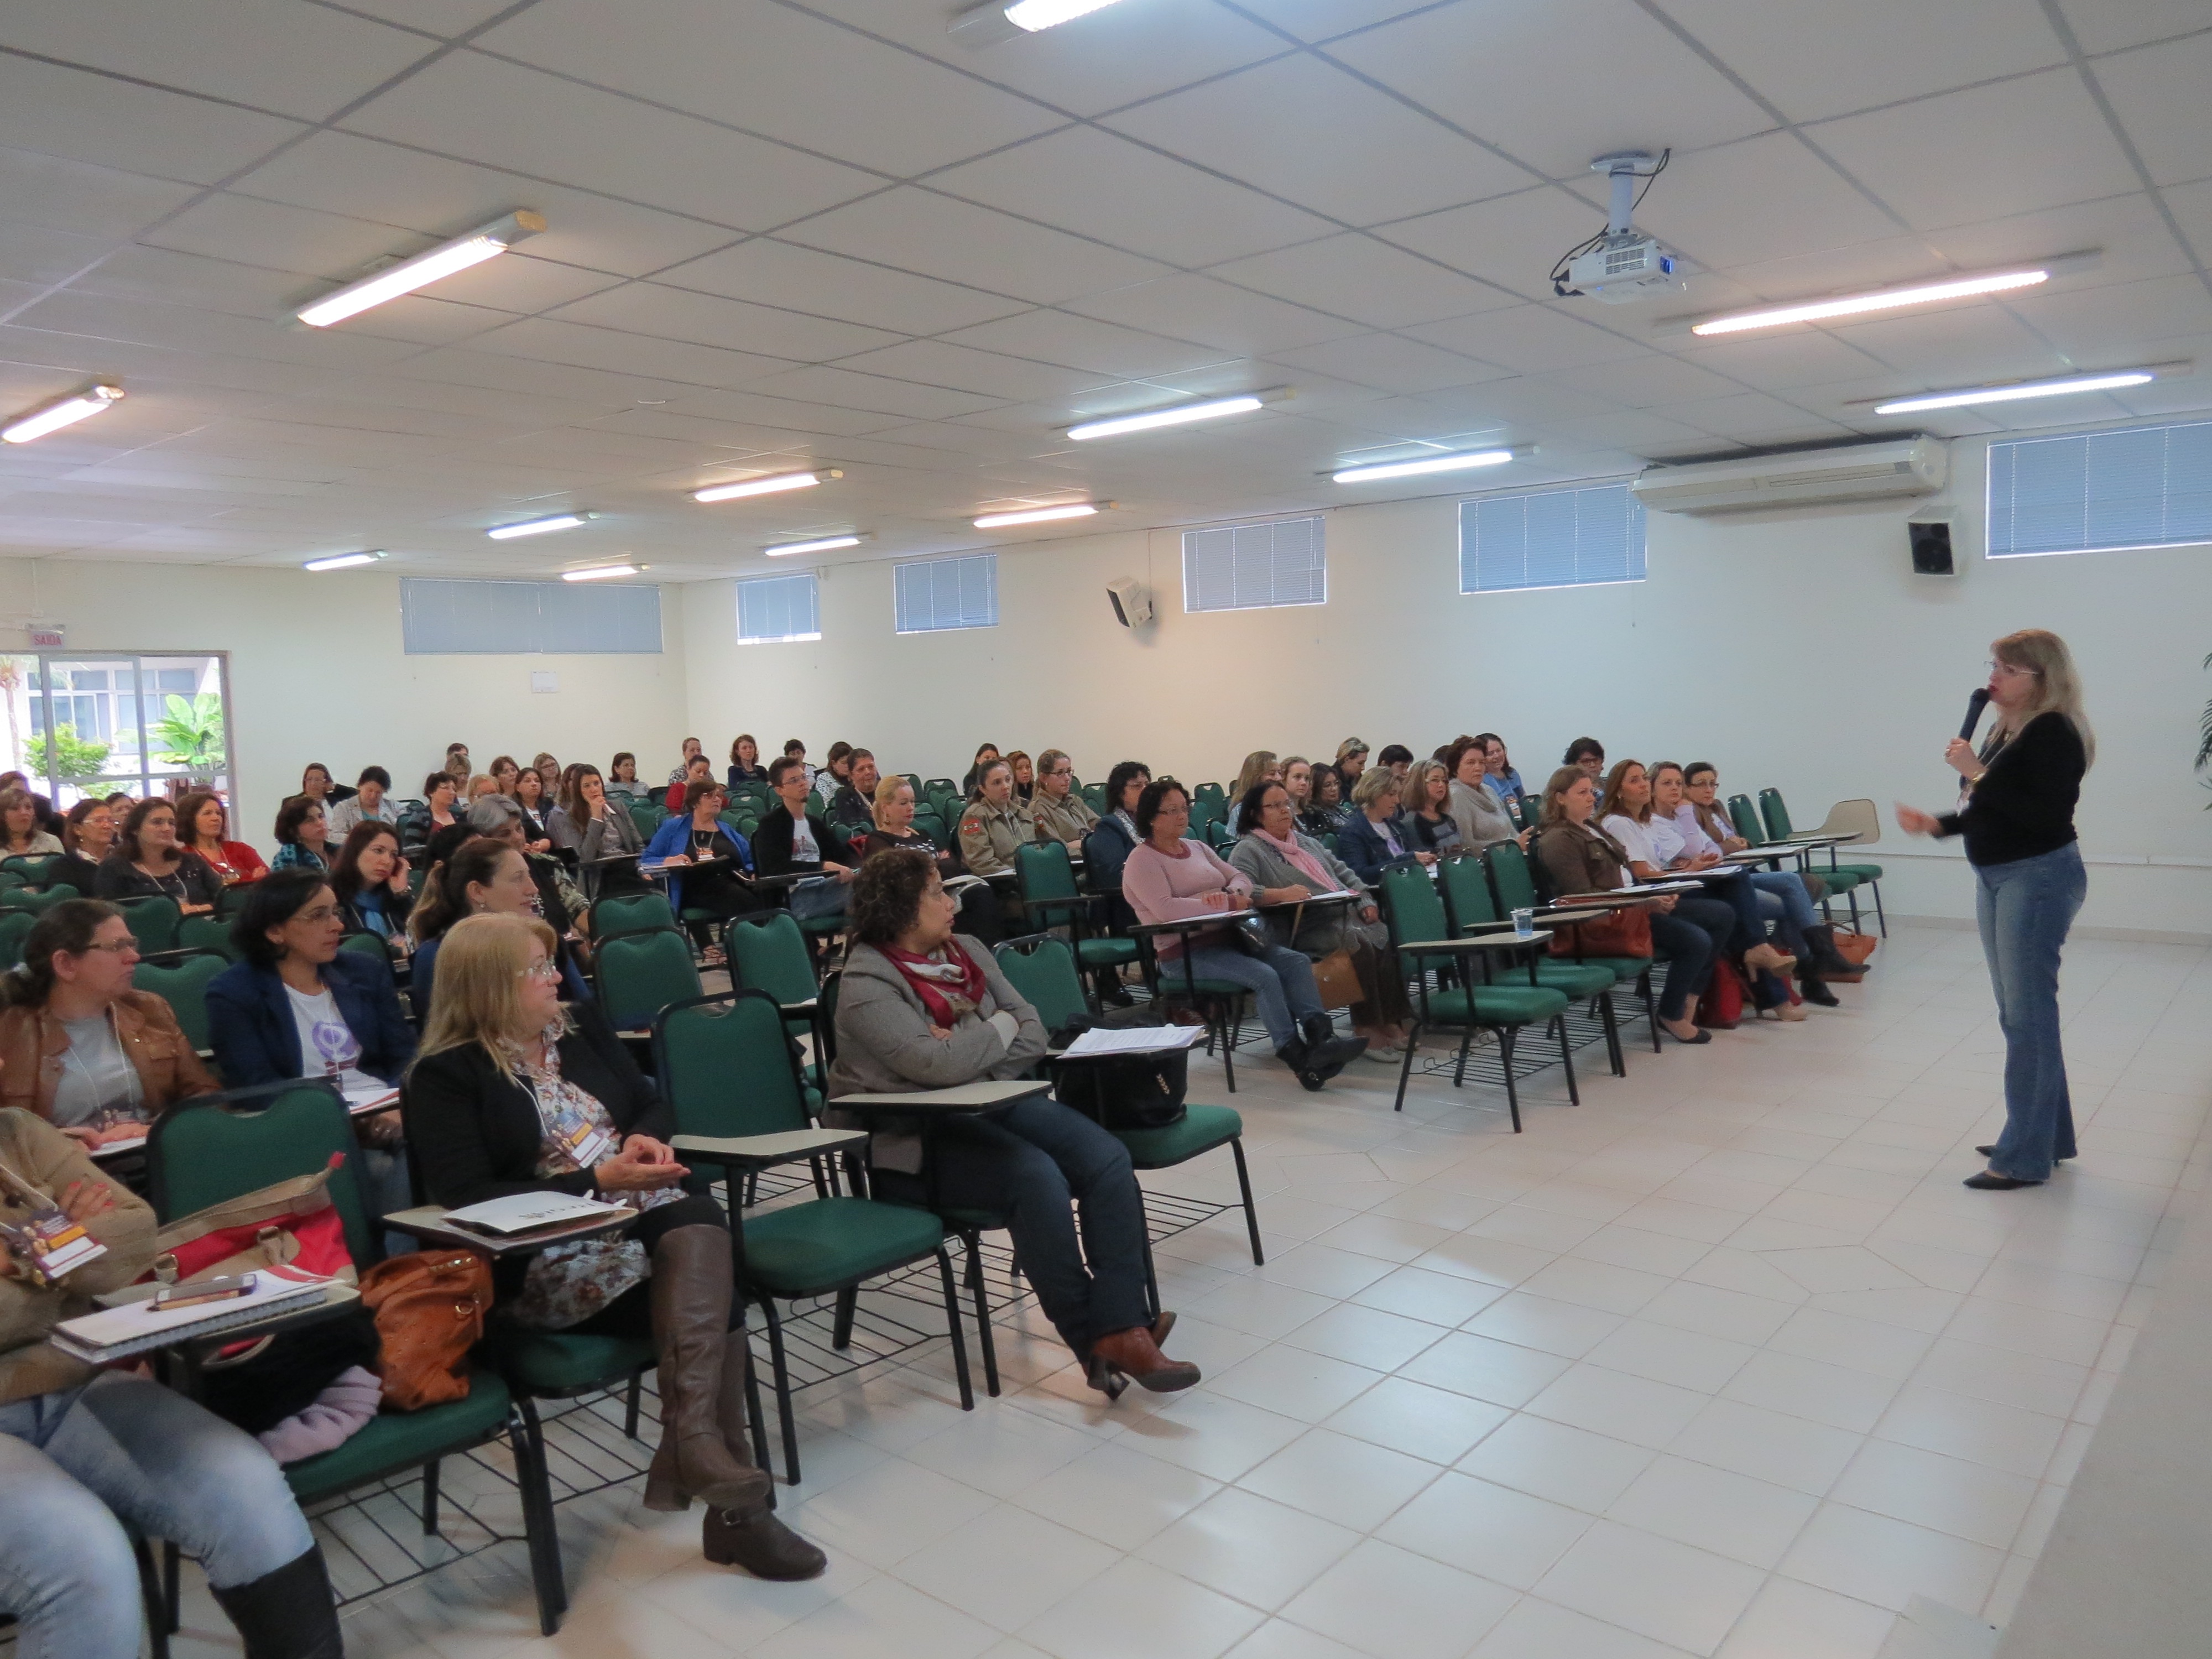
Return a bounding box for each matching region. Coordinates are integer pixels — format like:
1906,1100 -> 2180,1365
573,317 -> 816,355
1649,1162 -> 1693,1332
1959,687 -> 1990,742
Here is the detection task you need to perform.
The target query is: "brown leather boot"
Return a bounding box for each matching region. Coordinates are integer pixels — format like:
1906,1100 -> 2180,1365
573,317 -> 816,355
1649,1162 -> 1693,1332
643,1225 -> 772,1514
703,1505 -> 828,1579
1089,1323 -> 1202,1394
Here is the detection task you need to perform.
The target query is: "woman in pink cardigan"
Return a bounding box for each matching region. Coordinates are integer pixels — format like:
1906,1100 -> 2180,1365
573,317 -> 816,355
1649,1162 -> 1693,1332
1121,780 -> 1367,1089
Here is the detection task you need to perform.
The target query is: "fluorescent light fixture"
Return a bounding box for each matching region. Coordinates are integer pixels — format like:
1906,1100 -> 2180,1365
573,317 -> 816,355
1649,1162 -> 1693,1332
766,535 -> 863,557
296,211 -> 546,327
487,511 -> 596,540
561,563 -> 644,581
950,0 -> 1123,39
1005,0 -> 1123,27
974,502 -> 1103,529
1872,368 -> 2161,416
693,467 -> 841,504
302,550 -> 387,572
1688,265 -> 2052,337
3,383 -> 124,444
1067,393 -> 1266,441
1333,448 -> 1515,484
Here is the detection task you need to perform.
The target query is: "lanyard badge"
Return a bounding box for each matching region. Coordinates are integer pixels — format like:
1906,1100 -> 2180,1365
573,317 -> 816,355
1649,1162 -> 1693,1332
0,1159 -> 108,1287
549,1098 -> 615,1171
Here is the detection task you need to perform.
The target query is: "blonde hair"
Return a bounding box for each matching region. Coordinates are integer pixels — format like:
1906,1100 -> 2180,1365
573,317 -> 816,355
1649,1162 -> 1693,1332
465,774 -> 500,801
1350,766 -> 1400,808
1233,750 -> 1279,801
872,773 -> 912,816
414,913 -> 563,1076
1992,629 -> 2094,767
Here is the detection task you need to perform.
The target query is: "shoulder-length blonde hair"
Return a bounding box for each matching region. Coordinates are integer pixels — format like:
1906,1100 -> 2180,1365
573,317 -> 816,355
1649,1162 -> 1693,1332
415,912 -> 565,1075
1404,758 -> 1451,814
1233,750 -> 1279,801
1992,629 -> 2094,767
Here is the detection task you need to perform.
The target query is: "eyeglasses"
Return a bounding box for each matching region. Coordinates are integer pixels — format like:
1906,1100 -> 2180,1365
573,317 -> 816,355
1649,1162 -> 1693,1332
1985,660 -> 2041,677
295,905 -> 341,924
80,938 -> 140,956
518,961 -> 561,983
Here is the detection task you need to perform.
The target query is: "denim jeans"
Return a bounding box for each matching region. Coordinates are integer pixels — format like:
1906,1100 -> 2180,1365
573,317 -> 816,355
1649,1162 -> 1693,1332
1648,899 -> 1732,1020
0,1371 -> 315,1659
1750,870 -> 1818,956
1976,843 -> 2086,1181
1178,942 -> 1323,1048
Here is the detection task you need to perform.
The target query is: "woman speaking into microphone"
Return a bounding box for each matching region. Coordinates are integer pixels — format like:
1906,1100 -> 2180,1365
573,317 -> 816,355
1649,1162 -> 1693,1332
1896,630 -> 2091,1190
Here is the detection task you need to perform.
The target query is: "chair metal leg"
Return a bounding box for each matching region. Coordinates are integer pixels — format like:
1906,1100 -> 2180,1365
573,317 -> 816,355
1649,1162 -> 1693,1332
1452,1021 -> 1474,1088
759,1297 -> 801,1485
1557,1014 -> 1579,1105
1219,1001 -> 1238,1093
131,1533 -> 170,1659
831,1286 -> 858,1350
623,1370 -> 643,1438
1598,991 -> 1624,1077
509,1401 -> 567,1635
742,1318 -> 774,1504
1392,1020 -> 1421,1112
963,1233 -> 1000,1397
1868,878 -> 1887,937
1229,1138 -> 1265,1265
935,1249 -> 975,1412
1640,970 -> 1661,1052
420,1456 -> 441,1536
1498,1026 -> 1523,1133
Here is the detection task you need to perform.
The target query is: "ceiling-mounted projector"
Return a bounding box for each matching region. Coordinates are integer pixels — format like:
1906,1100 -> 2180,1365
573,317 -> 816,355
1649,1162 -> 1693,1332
1554,152 -> 1686,305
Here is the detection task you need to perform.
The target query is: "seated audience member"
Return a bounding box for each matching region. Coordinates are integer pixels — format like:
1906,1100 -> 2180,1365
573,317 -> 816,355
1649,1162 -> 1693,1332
531,753 -> 560,795
1476,732 -> 1525,801
827,849 -> 1198,1393
1533,765 -> 1719,1045
551,764 -> 651,899
812,741 -> 854,809
961,742 -> 1001,798
1302,763 -> 1350,836
956,758 -> 1032,882
1122,780 -> 1365,1088
1401,759 -> 1464,855
484,756 -> 520,797
401,912 -> 823,1578
1280,757 -> 1314,822
1333,738 -> 1370,787
864,775 -> 1000,945
1228,782 -> 1412,1061
667,737 -> 706,785
1564,736 -> 1606,778
0,787 -> 62,860
0,1108 -> 348,1659
331,821 -> 414,947
0,899 -> 217,1144
0,769 -> 63,837
95,798 -> 221,914
52,799 -> 119,895
411,836 -> 588,1008
325,766 -> 396,838
465,774 -> 503,813
754,758 -> 855,923
605,751 -> 647,804
1029,749 -> 1097,849
665,754 -> 714,812
462,795 -> 585,933
1082,761 -> 1150,902
1674,761 -> 1854,997
726,733 -> 768,789
826,748 -> 880,841
511,766 -> 555,855
178,790 -> 268,887
781,738 -> 812,787
1444,737 -> 1526,853
643,780 -> 766,935
1232,751 -> 1281,805
269,795 -> 335,873
399,771 -> 460,859
1376,743 -> 1415,781
1335,767 -> 1430,886
296,763 -> 340,808
443,741 -> 472,784
1005,750 -> 1036,805
1598,759 -> 1796,1018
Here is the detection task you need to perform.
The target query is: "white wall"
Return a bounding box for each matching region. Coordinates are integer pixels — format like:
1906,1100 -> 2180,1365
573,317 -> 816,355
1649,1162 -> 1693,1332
0,561 -> 691,845
683,422 -> 2212,940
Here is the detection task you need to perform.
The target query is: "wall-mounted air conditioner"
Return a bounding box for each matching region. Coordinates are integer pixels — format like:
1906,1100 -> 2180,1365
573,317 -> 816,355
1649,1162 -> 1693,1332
1632,436 -> 1947,516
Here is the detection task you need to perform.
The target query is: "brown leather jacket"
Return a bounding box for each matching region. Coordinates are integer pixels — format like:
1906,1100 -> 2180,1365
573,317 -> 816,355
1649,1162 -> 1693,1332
1534,820 -> 1634,898
0,990 -> 218,1125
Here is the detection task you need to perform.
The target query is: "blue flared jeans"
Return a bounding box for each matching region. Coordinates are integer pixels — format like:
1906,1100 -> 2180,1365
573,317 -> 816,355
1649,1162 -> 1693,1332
1975,842 -> 2086,1182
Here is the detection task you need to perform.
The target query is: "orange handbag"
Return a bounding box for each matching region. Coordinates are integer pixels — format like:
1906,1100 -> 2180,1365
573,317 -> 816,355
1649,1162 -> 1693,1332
358,1250 -> 492,1411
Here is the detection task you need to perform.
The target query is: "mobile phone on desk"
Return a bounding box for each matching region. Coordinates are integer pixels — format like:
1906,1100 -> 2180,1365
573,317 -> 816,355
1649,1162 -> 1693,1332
152,1275 -> 255,1311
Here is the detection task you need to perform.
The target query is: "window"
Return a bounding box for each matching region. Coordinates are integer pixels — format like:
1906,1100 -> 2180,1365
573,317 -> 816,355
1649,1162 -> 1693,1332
8,652 -> 232,811
400,578 -> 662,654
1987,419 -> 2212,558
736,572 -> 821,644
894,554 -> 997,634
1182,515 -> 1326,612
1460,479 -> 1646,593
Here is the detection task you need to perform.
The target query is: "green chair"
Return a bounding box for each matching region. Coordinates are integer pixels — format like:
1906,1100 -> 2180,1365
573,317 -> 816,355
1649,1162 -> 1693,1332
338,929 -> 395,968
593,927 -> 702,1033
1,853 -> 63,887
148,1080 -> 570,1635
627,801 -> 664,843
0,885 -> 77,917
1080,782 -> 1108,815
1185,796 -> 1222,843
131,951 -> 228,1052
1485,842 -> 1660,1053
654,991 -> 971,1483
724,912 -> 827,1096
1126,920 -> 1252,1093
912,809 -> 946,845
592,890 -> 679,940
0,910 -> 36,969
113,895 -> 181,954
922,777 -> 956,801
1440,857 -> 1622,1077
1758,789 -> 1883,935
1014,842 -> 1138,998
1379,864 -> 1574,1129
178,914 -> 234,959
1727,794 -> 1765,846
1191,782 -> 1225,810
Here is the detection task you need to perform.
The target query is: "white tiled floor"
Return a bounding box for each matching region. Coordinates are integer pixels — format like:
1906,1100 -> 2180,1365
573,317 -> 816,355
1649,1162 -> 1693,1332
177,924 -> 2212,1658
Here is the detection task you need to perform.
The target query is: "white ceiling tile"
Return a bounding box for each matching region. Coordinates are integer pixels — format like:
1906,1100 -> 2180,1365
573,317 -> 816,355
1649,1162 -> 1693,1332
144,192 -> 442,283
1227,0 -> 1445,44
14,289 -> 419,371
1653,392 -> 1857,441
0,145 -> 201,243
1267,332 -> 1505,394
2006,273 -> 2212,359
1375,186 -> 1610,303
392,345 -> 707,408
2162,180 -> 2212,271
733,365 -> 1007,421
543,283 -> 907,362
929,127 -> 1335,267
2094,33 -> 2212,187
1102,55 -> 1533,226
1822,305 -> 2072,382
1205,234 -> 1517,329
71,246 -> 322,320
477,0 -> 1065,175
1923,192 -> 2198,290
0,53 -> 301,185
1541,410 -> 1731,456
460,316 -> 802,389
781,187 -> 1172,304
1546,353 -> 1750,408
0,222 -> 107,287
1807,70 -> 2143,229
1676,330 -> 1891,392
658,238 -> 1027,335
1627,133 -> 1908,273
1323,0 -> 1773,179
940,310 -> 1227,377
2056,0 -> 2211,53
1064,274 -> 1361,354
826,340 -> 1105,402
1659,0 -> 2067,122
339,54 -> 880,229
1404,304 -> 1649,374
328,0 -> 519,35
653,387 -> 910,439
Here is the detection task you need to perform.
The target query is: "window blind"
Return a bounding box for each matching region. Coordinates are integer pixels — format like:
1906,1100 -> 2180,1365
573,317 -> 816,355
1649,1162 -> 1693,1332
1459,481 -> 1646,594
893,554 -> 997,634
1987,419 -> 2212,557
400,578 -> 661,654
736,572 -> 821,643
1182,515 -> 1326,612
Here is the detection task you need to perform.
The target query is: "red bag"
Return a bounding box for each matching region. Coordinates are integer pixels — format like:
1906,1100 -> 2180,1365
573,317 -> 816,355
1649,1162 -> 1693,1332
1695,959 -> 1746,1029
148,1153 -> 357,1287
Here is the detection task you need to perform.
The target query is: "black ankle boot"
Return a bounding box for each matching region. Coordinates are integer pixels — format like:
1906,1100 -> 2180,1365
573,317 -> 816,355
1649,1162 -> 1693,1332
210,1548 -> 343,1659
1798,966 -> 1840,1006
1300,1012 -> 1337,1051
1802,924 -> 1856,978
704,1505 -> 829,1579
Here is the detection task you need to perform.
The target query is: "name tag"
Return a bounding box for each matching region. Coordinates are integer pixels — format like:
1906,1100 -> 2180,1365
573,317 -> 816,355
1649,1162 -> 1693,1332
550,1098 -> 615,1170
7,1208 -> 107,1285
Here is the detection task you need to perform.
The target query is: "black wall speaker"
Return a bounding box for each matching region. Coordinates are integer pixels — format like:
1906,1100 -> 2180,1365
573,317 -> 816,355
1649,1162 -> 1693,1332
1908,518 -> 1955,576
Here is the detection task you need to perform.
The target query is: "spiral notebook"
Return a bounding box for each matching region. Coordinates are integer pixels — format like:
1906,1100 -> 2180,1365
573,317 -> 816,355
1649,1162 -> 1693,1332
51,1265 -> 336,1364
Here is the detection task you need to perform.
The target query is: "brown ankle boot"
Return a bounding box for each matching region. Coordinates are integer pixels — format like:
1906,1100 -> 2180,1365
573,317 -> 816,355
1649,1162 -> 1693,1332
644,1225 -> 772,1514
703,1505 -> 828,1579
1089,1324 -> 1201,1394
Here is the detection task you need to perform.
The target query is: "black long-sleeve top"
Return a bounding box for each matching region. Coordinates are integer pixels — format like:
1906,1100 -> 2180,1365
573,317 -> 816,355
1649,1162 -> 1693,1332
1936,711 -> 2084,867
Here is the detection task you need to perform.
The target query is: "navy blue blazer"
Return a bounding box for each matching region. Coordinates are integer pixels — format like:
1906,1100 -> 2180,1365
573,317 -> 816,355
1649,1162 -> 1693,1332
206,952 -> 418,1089
1334,810 -> 1420,887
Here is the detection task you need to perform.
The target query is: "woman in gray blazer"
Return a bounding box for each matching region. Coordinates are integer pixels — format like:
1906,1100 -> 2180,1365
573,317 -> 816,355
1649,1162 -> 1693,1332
549,764 -> 648,899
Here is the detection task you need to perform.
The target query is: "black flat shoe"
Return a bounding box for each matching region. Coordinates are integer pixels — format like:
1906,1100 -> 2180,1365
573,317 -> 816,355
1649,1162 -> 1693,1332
1663,1025 -> 1712,1045
1963,1172 -> 2044,1190
1975,1145 -> 2072,1162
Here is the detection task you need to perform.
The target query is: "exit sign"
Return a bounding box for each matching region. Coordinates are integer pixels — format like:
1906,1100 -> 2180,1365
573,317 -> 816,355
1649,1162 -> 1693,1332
28,624 -> 63,648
